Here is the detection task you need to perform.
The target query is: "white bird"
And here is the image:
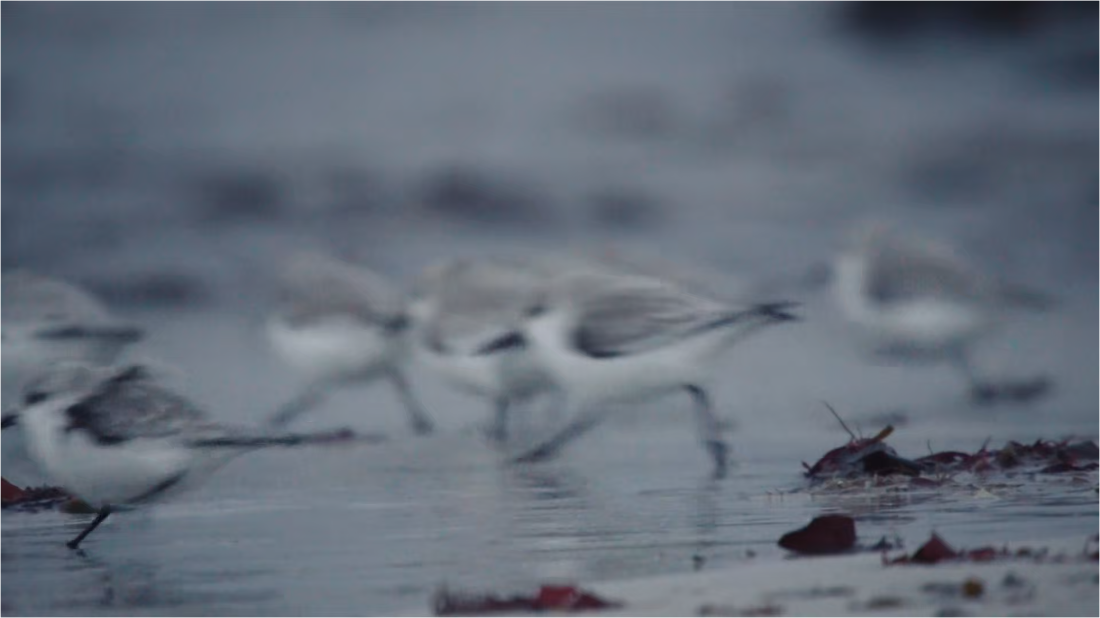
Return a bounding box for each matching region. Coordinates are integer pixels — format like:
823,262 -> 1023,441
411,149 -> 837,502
407,257 -> 557,442
831,221 -> 1051,402
264,252 -> 433,434
2,271 -> 144,488
2,363 -> 353,549
477,269 -> 798,476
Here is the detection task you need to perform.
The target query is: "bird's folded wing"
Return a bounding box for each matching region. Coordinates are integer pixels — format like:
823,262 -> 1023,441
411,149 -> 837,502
573,283 -> 734,358
278,253 -> 406,328
64,374 -> 208,445
866,241 -> 988,305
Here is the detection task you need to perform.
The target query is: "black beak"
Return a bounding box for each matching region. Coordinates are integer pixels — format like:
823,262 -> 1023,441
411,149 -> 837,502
35,325 -> 145,344
476,331 -> 527,356
2,413 -> 18,430
754,302 -> 800,322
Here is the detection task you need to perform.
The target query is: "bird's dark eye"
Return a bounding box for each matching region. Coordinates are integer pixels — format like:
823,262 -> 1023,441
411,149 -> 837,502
24,391 -> 48,405
525,302 -> 547,318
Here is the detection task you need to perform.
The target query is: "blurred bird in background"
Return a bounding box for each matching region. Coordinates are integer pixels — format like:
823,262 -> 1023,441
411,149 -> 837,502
829,221 -> 1053,404
264,252 -> 434,434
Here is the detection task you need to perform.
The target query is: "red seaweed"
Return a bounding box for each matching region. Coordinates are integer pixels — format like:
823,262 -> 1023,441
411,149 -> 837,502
434,584 -> 622,615
778,514 -> 857,555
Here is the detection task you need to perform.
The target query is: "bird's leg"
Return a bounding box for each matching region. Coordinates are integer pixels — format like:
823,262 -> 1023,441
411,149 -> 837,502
511,407 -> 604,464
387,369 -> 434,435
686,385 -> 728,479
485,398 -> 510,443
266,384 -> 328,429
540,387 -> 569,428
951,349 -> 999,404
67,505 -> 112,550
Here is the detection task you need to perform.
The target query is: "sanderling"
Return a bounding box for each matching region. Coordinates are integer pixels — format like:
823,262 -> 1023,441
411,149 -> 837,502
407,257 -> 558,442
2,271 -> 144,487
477,269 -> 798,476
830,221 -> 1051,402
264,252 -> 433,434
3,271 -> 144,400
2,362 -> 352,549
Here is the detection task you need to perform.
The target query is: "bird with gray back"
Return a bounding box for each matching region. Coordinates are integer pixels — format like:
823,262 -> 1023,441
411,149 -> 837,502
3,362 -> 355,549
264,252 -> 433,434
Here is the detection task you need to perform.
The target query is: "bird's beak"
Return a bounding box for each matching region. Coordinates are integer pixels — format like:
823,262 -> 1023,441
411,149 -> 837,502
2,413 -> 19,430
756,302 -> 801,322
476,331 -> 527,355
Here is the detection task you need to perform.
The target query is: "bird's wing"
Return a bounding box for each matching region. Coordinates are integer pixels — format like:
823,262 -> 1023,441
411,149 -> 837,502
571,280 -> 736,358
278,254 -> 406,329
2,271 -> 113,326
421,259 -> 544,351
62,367 -> 210,445
865,239 -> 988,306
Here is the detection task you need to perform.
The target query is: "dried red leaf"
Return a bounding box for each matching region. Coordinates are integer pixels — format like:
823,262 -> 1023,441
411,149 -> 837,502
1,478 -> 25,503
1,483 -> 70,511
536,585 -> 619,610
434,585 -> 621,616
910,533 -> 957,564
778,514 -> 856,555
965,547 -> 999,562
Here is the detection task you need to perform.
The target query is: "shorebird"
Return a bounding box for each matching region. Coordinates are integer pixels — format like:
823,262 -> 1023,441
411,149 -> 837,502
2,271 -> 144,487
831,221 -> 1051,403
478,269 -> 798,476
3,363 -> 353,549
407,257 -> 558,442
264,252 -> 433,434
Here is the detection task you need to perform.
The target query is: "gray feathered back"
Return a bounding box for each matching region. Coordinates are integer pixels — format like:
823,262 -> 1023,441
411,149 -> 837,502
275,253 -> 406,328
2,271 -> 113,326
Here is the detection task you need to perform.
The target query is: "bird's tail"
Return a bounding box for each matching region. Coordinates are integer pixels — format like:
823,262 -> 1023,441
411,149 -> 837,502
747,301 -> 800,322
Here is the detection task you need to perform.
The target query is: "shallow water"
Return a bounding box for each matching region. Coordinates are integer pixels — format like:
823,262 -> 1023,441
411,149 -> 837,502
4,408 -> 1097,616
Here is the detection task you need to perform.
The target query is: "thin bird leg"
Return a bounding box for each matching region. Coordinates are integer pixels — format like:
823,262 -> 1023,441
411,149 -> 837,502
486,398 -> 510,443
686,385 -> 728,479
387,369 -> 434,435
951,348 -> 998,403
539,387 -> 569,427
950,348 -> 978,385
67,506 -> 112,550
511,407 -> 606,464
266,384 -> 327,429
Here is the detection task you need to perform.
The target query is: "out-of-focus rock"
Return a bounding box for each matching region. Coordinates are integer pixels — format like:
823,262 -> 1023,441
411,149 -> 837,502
572,86 -> 678,141
194,169 -> 285,225
587,187 -> 664,231
418,165 -> 552,228
842,2 -> 1095,39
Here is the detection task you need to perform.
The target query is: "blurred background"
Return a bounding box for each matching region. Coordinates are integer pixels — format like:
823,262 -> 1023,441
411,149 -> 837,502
2,4 -> 1097,614
4,2 -> 1095,421
4,0 -> 1097,459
